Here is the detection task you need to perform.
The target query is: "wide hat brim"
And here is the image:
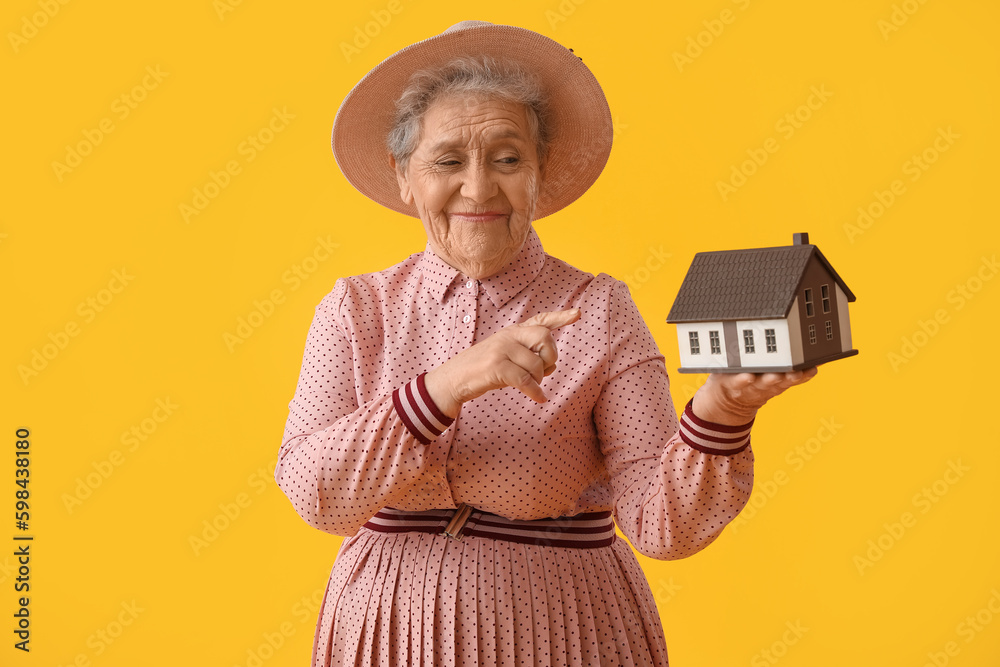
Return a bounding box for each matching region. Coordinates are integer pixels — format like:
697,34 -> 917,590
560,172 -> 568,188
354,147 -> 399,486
331,21 -> 613,220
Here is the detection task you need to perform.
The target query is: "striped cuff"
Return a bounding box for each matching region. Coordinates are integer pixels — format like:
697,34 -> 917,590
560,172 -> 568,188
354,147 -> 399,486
391,373 -> 455,445
678,399 -> 753,455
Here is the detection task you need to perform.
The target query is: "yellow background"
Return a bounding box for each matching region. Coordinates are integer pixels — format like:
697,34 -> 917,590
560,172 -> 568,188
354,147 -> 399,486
4,0 -> 999,665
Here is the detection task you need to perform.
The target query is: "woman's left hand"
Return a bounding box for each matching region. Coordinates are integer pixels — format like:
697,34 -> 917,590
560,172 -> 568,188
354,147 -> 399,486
691,367 -> 819,426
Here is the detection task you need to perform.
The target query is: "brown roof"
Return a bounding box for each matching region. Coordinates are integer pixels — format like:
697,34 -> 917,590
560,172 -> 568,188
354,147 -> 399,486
666,242 -> 855,323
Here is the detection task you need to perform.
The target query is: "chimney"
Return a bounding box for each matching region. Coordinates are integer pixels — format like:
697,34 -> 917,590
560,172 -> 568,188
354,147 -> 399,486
793,232 -> 810,245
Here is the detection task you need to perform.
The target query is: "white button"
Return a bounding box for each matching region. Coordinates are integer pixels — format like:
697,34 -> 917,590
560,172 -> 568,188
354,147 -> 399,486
462,315 -> 471,323
466,280 -> 474,289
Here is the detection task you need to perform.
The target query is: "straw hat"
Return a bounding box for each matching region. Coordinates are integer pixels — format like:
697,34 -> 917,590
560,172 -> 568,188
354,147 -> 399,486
331,20 -> 613,220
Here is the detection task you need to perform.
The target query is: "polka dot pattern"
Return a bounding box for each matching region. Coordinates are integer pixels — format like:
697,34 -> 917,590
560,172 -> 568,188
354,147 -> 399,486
275,226 -> 755,666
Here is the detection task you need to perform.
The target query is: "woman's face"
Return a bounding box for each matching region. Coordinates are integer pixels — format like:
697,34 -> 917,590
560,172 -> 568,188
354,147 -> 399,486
393,95 -> 542,280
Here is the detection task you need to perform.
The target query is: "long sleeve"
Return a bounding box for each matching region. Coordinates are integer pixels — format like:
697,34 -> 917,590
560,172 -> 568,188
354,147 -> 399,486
594,280 -> 754,560
274,278 -> 455,537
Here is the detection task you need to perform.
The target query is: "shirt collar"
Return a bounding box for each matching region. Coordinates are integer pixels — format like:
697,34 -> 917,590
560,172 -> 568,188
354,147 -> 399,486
416,226 -> 547,308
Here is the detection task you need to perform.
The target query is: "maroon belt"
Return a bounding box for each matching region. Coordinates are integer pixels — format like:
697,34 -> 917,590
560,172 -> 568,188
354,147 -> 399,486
362,503 -> 616,549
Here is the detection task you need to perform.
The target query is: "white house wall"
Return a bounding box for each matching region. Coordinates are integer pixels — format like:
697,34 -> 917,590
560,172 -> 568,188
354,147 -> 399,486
676,321 -> 729,370
734,319 -> 794,368
836,285 -> 853,351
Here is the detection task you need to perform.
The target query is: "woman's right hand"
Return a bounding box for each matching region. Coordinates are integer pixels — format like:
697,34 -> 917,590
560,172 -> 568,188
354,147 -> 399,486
423,308 -> 582,419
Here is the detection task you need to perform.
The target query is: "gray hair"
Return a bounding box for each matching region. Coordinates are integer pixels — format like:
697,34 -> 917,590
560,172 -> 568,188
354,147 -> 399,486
387,56 -> 551,171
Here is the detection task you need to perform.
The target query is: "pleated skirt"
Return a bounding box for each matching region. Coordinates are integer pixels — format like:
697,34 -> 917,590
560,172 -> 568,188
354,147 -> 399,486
312,526 -> 670,666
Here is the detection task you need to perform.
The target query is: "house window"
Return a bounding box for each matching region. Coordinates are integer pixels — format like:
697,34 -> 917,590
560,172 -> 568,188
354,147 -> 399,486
709,331 -> 721,354
821,284 -> 831,314
808,324 -> 817,345
743,329 -> 755,354
689,331 -> 700,355
804,288 -> 814,317
765,329 -> 777,353
826,320 -> 834,340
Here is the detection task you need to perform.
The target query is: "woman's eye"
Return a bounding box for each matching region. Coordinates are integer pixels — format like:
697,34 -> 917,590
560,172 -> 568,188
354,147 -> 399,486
497,156 -> 519,165
436,160 -> 460,167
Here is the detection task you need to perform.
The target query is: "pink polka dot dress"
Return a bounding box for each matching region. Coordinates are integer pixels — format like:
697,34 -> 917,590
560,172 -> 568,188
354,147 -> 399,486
275,226 -> 754,666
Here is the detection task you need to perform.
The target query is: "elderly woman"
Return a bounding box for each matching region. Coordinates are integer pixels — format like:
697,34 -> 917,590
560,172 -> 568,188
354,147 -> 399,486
276,21 -> 814,667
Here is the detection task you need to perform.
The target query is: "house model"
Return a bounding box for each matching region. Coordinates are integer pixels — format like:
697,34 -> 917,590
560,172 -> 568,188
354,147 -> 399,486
666,233 -> 857,373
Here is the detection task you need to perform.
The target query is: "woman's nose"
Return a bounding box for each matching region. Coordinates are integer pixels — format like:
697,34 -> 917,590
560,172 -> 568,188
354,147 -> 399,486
460,164 -> 498,203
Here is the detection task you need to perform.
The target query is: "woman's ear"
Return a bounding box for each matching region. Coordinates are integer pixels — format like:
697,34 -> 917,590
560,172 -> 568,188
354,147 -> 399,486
389,154 -> 413,206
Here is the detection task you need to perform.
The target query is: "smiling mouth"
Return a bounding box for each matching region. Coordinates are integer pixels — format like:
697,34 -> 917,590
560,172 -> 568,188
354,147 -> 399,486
449,212 -> 509,222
